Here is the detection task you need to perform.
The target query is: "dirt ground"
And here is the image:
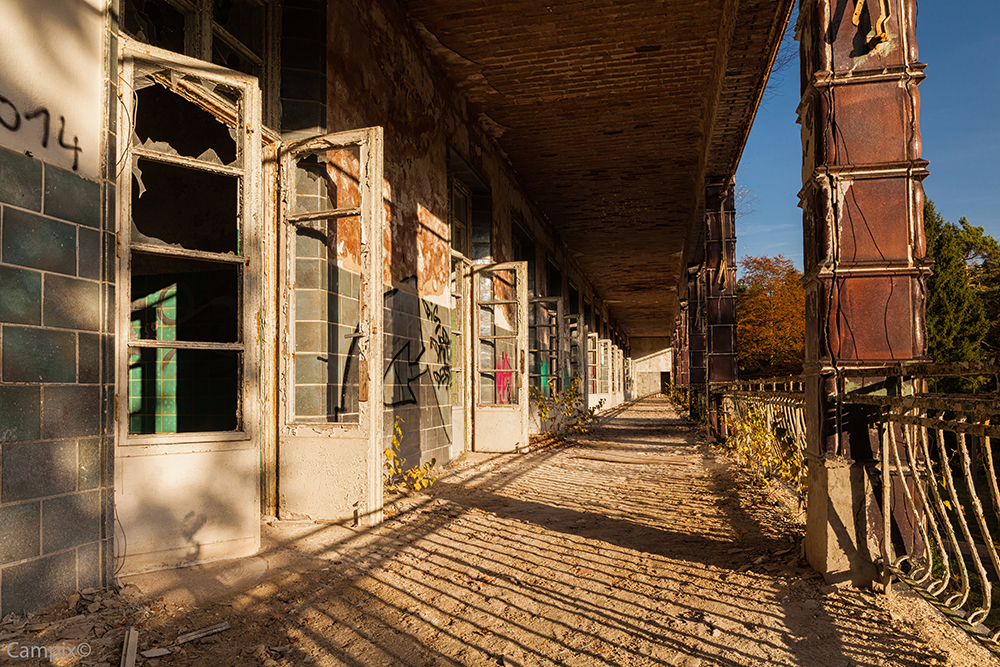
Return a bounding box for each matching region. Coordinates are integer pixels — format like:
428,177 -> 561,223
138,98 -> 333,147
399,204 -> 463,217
4,396 -> 998,666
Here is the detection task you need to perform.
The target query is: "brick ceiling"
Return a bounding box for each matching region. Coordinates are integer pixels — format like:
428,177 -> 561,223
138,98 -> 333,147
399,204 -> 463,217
402,0 -> 794,341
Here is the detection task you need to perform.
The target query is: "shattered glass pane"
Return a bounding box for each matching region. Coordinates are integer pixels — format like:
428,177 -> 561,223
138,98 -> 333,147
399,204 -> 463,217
132,158 -> 239,253
134,82 -> 239,165
123,0 -> 187,53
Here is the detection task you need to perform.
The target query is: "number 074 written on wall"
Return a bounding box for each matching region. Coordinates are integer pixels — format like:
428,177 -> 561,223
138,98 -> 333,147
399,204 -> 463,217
0,92 -> 83,171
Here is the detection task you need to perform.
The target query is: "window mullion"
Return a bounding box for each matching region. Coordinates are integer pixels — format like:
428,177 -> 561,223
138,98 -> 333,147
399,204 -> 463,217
186,0 -> 212,61
128,340 -> 245,351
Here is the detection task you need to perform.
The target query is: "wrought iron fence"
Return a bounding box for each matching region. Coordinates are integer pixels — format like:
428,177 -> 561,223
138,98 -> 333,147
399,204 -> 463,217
717,362 -> 1000,652
719,377 -> 808,501
837,361 -> 1000,653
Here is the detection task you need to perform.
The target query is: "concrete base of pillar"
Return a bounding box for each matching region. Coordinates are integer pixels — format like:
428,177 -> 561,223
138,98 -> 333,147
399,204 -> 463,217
804,456 -> 878,587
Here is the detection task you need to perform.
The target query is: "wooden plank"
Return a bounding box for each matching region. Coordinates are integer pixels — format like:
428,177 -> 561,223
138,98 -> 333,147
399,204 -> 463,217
120,627 -> 138,667
129,242 -> 246,265
126,340 -> 244,351
288,207 -> 361,224
176,621 -> 229,644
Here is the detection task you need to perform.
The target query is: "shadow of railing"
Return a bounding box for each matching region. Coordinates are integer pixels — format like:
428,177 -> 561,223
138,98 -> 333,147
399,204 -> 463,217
102,396 -> 955,667
719,362 -> 1000,659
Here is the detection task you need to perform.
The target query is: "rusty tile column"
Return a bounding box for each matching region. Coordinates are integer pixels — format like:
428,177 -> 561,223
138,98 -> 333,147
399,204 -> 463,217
705,185 -> 738,437
687,268 -> 708,422
675,304 -> 690,389
798,0 -> 929,585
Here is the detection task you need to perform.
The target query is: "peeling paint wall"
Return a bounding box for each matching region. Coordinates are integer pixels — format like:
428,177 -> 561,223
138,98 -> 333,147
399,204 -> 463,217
326,0 -> 618,460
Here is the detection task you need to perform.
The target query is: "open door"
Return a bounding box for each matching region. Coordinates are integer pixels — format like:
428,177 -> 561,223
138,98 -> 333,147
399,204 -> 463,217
586,332 -> 600,409
450,254 -> 473,454
564,313 -> 586,389
529,297 -> 564,396
276,128 -> 384,525
473,262 -> 528,451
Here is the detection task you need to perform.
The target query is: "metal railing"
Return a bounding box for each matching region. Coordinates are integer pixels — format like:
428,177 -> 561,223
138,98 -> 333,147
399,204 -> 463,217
719,362 -> 1000,653
719,376 -> 808,501
837,361 -> 1000,653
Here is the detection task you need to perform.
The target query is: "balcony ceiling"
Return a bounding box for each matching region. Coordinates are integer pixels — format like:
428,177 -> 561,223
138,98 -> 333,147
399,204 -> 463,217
402,0 -> 794,344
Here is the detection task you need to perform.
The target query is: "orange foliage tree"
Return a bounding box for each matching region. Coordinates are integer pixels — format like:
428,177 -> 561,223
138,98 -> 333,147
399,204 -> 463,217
736,255 -> 805,378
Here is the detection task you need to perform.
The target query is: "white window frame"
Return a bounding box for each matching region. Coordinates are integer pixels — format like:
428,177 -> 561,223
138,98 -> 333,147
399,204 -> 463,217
115,38 -> 263,446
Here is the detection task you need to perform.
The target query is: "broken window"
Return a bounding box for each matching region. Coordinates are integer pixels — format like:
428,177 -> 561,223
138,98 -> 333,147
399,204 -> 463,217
119,44 -> 262,437
587,332 -> 598,395
447,149 -> 492,261
212,0 -> 265,76
512,221 -> 535,297
565,315 -> 581,382
564,287 -> 582,387
529,298 -> 561,396
546,260 -> 562,298
123,0 -> 187,53
599,339 -> 611,395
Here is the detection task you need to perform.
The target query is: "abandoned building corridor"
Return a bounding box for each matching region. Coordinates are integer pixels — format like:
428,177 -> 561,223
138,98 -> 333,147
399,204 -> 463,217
10,396 -> 983,666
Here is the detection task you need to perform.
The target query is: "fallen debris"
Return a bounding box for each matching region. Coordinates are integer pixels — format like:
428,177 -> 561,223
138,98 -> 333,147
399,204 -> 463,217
176,621 -> 230,644
120,627 -> 138,667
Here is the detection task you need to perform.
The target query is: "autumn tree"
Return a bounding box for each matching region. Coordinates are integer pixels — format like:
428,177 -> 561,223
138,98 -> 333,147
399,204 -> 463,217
736,255 -> 805,378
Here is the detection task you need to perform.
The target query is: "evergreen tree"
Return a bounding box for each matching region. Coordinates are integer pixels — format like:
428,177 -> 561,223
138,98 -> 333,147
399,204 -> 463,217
956,217 -> 1000,355
923,200 -> 988,363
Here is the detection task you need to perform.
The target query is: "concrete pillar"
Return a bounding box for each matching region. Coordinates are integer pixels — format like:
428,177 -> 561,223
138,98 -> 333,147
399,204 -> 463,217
705,184 -> 738,437
798,0 -> 929,585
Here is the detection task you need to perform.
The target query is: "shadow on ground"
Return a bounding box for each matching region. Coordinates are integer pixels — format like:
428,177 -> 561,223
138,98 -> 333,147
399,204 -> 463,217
9,396 -> 990,667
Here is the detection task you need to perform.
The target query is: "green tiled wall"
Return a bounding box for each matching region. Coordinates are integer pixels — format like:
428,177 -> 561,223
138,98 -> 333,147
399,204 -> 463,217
0,141 -> 115,616
0,0 -> 118,615
383,289 -> 454,469
293,251 -> 361,423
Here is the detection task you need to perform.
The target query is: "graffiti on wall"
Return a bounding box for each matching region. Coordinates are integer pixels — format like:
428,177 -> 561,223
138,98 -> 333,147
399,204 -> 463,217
383,288 -> 453,408
424,300 -> 452,389
0,96 -> 82,170
0,0 -> 106,178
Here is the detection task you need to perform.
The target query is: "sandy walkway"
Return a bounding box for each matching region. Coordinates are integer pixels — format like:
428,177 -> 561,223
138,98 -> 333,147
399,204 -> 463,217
6,396 -> 995,666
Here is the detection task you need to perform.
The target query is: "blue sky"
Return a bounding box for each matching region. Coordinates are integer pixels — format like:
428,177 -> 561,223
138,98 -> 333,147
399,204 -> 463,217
736,2 -> 1000,270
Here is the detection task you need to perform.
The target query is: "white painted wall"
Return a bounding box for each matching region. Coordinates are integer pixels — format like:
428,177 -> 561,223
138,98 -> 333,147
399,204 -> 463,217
0,0 -> 107,179
635,348 -> 674,397
115,445 -> 260,573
